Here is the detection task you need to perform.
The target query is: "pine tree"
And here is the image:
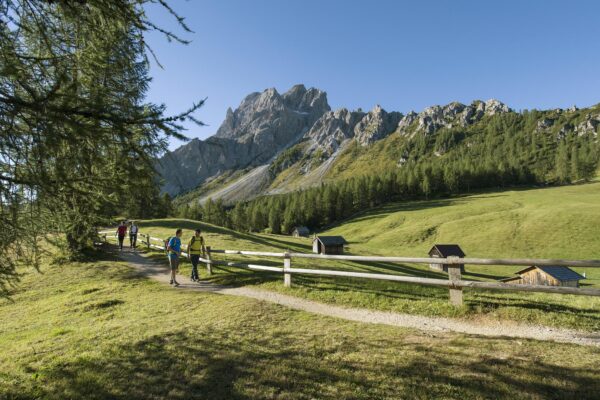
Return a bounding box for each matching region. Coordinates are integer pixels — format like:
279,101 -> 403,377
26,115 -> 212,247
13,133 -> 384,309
555,141 -> 570,183
570,145 -> 580,181
0,0 -> 203,286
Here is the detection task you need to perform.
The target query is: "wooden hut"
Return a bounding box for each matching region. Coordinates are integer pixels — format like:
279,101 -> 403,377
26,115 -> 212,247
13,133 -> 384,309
313,236 -> 347,255
428,244 -> 465,273
500,266 -> 584,287
292,226 -> 310,238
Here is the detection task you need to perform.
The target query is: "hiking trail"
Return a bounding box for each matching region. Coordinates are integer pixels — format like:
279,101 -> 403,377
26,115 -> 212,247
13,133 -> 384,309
114,247 -> 600,347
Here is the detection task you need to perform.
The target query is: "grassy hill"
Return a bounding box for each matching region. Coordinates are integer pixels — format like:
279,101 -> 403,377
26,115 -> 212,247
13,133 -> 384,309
324,181 -> 600,259
117,182 -> 600,331
3,254 -> 600,398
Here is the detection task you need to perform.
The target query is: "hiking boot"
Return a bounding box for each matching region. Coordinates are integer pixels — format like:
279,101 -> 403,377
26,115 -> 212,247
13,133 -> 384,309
169,279 -> 173,285
174,281 -> 180,287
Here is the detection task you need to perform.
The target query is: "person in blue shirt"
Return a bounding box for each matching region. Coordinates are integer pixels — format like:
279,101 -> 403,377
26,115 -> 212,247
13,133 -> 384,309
166,229 -> 183,286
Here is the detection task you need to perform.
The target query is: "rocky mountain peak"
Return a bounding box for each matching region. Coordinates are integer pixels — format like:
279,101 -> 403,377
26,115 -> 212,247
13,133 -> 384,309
484,99 -> 510,115
159,85 -> 331,195
354,105 -> 402,146
215,85 -> 329,140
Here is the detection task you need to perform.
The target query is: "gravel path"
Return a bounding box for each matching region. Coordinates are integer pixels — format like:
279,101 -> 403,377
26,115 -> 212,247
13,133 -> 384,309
115,247 -> 600,347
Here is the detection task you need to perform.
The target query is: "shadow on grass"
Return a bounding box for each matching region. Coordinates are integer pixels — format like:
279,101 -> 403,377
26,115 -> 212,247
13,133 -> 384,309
126,244 -> 599,326
472,293 -> 600,321
138,219 -> 312,253
11,330 -> 600,400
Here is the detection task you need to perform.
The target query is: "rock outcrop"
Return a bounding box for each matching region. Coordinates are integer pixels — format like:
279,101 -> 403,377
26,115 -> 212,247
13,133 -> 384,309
397,99 -> 511,136
304,108 -> 365,157
354,105 -> 402,146
158,84 -> 330,195
575,114 -> 600,137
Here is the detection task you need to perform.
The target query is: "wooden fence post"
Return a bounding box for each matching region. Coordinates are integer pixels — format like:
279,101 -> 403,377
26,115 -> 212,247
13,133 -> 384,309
446,256 -> 463,306
146,234 -> 150,249
206,246 -> 213,275
283,252 -> 291,287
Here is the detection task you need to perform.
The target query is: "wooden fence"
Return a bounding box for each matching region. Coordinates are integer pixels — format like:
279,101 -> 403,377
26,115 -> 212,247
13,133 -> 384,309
99,231 -> 600,306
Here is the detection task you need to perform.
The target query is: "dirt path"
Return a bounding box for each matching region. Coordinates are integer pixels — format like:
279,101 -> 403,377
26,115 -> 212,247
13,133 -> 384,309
115,247 -> 600,347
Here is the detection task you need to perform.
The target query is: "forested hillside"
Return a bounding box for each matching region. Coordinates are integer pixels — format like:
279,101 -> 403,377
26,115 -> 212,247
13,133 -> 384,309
178,105 -> 600,233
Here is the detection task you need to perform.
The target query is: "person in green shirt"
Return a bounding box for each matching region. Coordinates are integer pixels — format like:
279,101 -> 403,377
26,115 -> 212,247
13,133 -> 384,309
188,229 -> 206,282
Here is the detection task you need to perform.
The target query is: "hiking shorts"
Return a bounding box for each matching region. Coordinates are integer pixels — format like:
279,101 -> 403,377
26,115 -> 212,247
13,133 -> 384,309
168,255 -> 179,271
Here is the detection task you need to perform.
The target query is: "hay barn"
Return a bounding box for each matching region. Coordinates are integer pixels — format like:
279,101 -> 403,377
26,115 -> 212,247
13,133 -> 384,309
500,266 -> 584,287
428,244 -> 465,273
313,236 -> 347,255
292,226 -> 310,238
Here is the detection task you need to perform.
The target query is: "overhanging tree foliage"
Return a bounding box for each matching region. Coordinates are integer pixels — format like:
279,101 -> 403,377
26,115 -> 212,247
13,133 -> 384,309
0,0 -> 203,294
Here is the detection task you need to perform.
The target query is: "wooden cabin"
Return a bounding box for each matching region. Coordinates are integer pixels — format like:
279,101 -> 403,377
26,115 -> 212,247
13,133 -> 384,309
313,236 -> 347,255
292,226 -> 310,238
428,244 -> 465,273
500,266 -> 584,287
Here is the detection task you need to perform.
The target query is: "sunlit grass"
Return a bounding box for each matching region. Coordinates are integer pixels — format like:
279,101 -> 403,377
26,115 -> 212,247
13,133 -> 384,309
130,181 -> 600,332
2,254 -> 600,399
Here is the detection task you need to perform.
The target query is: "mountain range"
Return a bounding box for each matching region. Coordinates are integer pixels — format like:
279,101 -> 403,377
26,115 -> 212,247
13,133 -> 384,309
158,84 -> 599,205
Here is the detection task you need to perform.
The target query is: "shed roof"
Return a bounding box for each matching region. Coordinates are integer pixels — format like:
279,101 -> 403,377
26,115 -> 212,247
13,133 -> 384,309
500,276 -> 521,283
428,244 -> 465,258
294,226 -> 310,234
314,236 -> 347,246
516,266 -> 585,281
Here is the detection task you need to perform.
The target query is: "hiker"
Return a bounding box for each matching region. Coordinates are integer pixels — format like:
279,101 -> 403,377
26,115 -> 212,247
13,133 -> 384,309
166,229 -> 183,286
188,229 -> 206,282
116,221 -> 128,251
129,221 -> 139,249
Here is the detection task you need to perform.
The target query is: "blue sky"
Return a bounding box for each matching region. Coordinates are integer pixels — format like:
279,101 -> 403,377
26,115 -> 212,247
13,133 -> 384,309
144,0 -> 600,149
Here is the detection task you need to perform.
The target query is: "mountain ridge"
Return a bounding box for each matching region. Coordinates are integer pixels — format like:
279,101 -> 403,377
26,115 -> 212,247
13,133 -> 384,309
159,85 -> 599,205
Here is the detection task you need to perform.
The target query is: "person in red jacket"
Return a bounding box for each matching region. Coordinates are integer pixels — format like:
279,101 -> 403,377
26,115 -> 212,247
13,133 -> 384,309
116,221 -> 128,251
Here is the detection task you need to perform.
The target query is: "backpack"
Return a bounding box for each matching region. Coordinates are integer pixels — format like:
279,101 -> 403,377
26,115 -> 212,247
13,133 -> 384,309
190,235 -> 205,252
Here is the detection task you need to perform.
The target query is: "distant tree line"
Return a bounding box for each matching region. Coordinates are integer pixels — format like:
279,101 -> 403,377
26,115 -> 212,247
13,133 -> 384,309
178,111 -> 599,234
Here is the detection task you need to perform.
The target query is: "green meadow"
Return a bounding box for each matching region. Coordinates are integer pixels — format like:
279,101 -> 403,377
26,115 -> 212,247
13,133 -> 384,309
2,252 -> 600,399
128,182 -> 600,331
2,182 -> 600,399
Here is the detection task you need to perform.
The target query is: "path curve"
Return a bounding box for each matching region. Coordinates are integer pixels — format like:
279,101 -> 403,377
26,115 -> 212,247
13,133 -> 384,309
115,247 -> 600,347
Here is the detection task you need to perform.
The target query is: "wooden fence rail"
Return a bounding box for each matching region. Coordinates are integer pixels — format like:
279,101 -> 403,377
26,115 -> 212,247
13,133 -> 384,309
98,230 -> 600,305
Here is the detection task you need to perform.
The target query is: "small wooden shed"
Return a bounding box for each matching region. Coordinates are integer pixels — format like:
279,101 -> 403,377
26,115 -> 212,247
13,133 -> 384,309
313,236 -> 347,255
292,226 -> 310,238
500,266 -> 584,287
428,244 -> 465,273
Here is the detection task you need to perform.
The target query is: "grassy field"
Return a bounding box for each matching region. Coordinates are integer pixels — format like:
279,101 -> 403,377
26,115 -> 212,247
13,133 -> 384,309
125,182 -> 600,332
324,181 -> 600,260
2,252 -> 600,399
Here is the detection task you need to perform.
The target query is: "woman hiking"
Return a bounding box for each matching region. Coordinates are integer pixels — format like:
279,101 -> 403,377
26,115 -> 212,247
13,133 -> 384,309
129,221 -> 139,249
187,229 -> 206,282
116,221 -> 128,251
166,229 -> 183,286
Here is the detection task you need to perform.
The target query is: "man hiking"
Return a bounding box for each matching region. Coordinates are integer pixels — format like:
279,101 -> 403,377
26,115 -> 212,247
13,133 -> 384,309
116,221 -> 128,251
129,221 -> 139,249
166,229 -> 183,286
188,229 -> 206,282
